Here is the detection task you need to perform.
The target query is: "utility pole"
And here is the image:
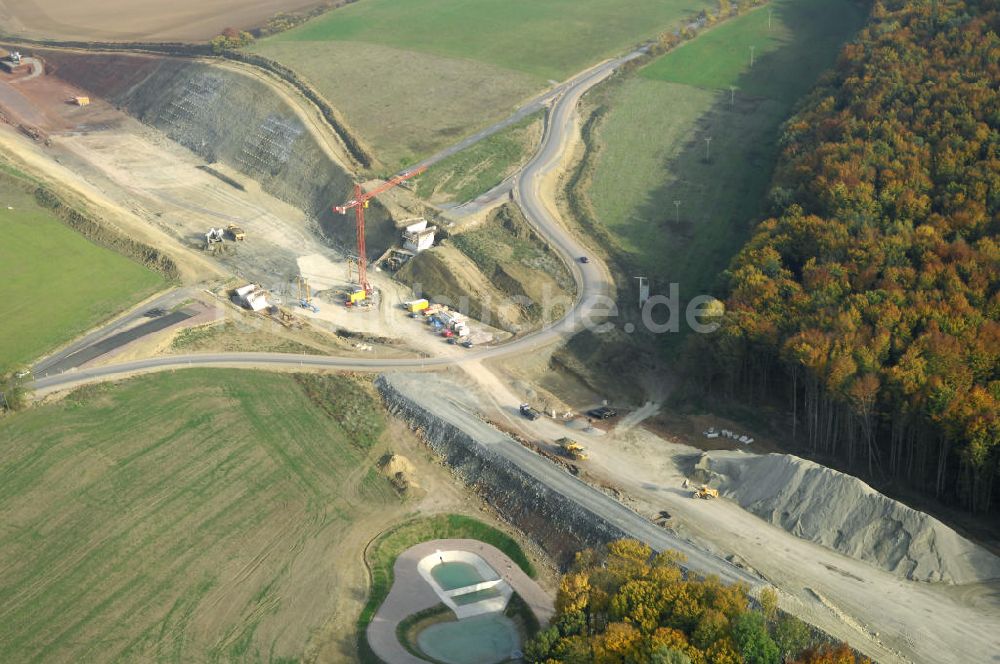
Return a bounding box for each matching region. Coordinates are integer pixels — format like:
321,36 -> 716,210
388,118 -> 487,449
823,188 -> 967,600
704,136 -> 713,162
729,86 -> 736,110
673,200 -> 681,224
768,9 -> 773,30
749,45 -> 756,67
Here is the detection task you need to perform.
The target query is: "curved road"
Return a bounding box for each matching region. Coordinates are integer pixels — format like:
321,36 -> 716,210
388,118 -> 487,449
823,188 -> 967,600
31,52 -> 640,395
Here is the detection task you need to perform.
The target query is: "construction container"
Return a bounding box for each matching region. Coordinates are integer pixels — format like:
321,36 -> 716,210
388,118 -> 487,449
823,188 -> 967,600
73,97 -> 90,107
404,298 -> 429,313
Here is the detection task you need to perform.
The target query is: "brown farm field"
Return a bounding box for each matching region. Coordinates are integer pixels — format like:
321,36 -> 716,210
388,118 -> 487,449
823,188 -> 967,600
0,0 -> 323,41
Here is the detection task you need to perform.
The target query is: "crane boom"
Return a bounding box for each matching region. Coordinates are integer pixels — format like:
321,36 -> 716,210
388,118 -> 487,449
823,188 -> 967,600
332,167 -> 426,295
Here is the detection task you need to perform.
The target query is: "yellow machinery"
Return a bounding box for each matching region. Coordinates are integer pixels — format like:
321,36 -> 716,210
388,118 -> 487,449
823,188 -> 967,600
349,289 -> 367,304
405,298 -> 429,313
226,223 -> 245,241
693,485 -> 719,500
558,438 -> 588,461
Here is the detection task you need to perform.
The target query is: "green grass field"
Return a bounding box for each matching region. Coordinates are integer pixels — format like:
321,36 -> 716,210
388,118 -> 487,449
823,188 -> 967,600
255,0 -> 713,165
415,112 -> 542,204
642,0 -> 867,102
268,0 -> 713,80
584,0 -> 866,305
0,174 -> 163,369
0,370 -> 399,662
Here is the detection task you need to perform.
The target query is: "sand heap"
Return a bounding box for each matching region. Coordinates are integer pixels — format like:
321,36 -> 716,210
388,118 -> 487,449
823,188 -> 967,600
700,451 -> 1000,584
380,454 -> 419,494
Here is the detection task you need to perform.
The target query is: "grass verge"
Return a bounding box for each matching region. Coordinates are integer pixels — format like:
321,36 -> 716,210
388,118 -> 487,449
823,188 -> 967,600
415,112 -> 543,204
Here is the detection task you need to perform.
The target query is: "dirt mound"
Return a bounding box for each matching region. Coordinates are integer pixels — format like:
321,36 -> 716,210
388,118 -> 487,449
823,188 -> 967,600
380,454 -> 419,493
702,451 -> 1000,584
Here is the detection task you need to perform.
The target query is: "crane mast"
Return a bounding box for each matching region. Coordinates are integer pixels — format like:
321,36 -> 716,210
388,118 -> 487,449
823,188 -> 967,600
333,167 -> 427,295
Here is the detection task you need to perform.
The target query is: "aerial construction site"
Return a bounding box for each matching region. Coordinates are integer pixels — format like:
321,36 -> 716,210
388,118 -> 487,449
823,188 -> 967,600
1,1 -> 998,663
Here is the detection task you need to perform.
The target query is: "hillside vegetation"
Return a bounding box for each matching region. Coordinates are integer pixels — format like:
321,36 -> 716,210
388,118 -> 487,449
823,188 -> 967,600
698,0 -> 1000,513
524,539 -> 865,664
581,0 -> 866,307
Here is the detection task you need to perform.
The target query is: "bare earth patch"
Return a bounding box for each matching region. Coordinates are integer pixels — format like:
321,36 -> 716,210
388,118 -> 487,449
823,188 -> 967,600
0,0 -> 325,41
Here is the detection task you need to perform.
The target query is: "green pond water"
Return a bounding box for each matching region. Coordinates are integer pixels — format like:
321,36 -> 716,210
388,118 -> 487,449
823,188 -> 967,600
417,614 -> 519,664
431,561 -> 492,590
452,587 -> 501,606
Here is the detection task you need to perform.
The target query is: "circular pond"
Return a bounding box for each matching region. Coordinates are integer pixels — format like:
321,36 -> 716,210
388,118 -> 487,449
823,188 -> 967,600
416,613 -> 520,664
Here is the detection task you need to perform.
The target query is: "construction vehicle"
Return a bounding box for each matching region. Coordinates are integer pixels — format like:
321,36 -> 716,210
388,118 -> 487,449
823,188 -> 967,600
226,223 -> 245,241
333,166 -> 427,296
295,276 -> 319,313
558,438 -> 588,460
348,289 -> 367,305
693,485 -> 720,500
404,298 -> 429,314
587,406 -> 618,420
519,404 -> 540,421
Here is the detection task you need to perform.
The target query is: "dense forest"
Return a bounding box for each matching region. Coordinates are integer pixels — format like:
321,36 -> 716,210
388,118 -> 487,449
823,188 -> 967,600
694,0 -> 1000,513
524,540 -> 864,664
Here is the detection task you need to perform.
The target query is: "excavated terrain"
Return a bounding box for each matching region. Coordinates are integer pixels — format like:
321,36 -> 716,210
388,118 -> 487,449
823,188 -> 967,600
38,50 -> 404,256
694,451 -> 1000,584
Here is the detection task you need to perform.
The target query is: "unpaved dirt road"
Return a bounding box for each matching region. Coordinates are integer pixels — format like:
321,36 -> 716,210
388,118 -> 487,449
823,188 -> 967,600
28,48 -> 630,391
398,370 -> 1000,664
13,44 -> 999,664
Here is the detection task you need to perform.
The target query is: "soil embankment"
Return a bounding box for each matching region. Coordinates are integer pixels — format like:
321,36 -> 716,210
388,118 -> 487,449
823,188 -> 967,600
695,451 -> 1000,584
37,50 -> 401,256
397,203 -> 575,333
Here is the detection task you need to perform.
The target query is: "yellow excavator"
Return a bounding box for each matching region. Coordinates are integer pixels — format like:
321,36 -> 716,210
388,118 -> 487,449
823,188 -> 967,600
693,485 -> 719,500
558,438 -> 588,461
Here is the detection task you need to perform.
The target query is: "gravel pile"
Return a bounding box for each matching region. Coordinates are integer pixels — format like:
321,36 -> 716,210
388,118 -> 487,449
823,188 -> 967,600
702,451 -> 1000,584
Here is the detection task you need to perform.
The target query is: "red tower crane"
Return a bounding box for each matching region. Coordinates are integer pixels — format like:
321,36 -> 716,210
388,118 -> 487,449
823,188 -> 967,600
333,166 -> 427,296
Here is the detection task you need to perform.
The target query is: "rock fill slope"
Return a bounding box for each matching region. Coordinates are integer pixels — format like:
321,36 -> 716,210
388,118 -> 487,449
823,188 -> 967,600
699,451 -> 1000,584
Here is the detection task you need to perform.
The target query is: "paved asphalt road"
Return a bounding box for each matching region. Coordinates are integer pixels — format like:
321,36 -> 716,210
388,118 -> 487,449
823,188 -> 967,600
403,49 -> 645,177
31,50 -> 644,394
32,289 -> 194,377
35,310 -> 192,378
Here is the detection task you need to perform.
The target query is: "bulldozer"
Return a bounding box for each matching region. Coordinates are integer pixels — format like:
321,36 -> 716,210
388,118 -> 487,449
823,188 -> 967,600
692,485 -> 719,500
558,438 -> 588,461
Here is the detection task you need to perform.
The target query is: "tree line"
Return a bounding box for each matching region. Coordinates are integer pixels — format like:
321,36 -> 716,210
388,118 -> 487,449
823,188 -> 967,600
690,0 -> 1000,513
524,539 -> 865,664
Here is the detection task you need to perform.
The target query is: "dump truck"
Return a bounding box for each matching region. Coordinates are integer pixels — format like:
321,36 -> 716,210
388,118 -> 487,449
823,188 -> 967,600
226,223 -> 246,241
693,485 -> 719,500
558,438 -> 588,460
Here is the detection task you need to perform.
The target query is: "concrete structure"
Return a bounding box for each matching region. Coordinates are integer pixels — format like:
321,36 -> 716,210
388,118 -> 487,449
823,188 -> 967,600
402,218 -> 437,253
416,549 -> 511,618
234,284 -> 268,312
367,539 -> 553,664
